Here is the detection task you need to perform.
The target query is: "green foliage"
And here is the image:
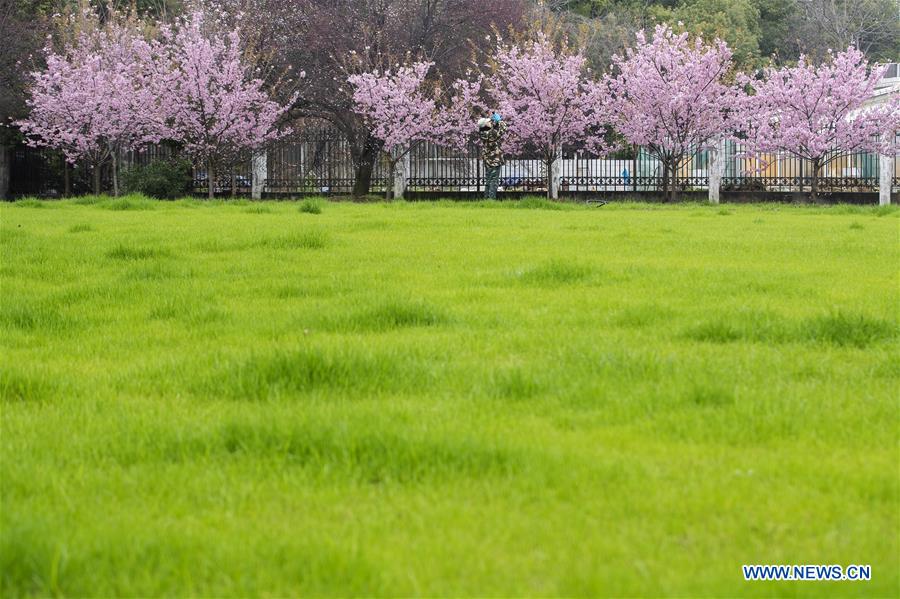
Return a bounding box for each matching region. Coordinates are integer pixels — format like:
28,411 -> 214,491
1,198 -> 898,596
122,158 -> 193,199
669,0 -> 762,66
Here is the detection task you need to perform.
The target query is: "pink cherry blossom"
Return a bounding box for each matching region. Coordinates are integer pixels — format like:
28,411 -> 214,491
154,11 -> 293,199
17,20 -> 169,195
606,24 -> 741,201
347,60 -> 444,198
737,46 -> 900,199
486,34 -> 610,198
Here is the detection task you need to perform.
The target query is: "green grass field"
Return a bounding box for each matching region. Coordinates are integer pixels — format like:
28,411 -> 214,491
2,196 -> 898,597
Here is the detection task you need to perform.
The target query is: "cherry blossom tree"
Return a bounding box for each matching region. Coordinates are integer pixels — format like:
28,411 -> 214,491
737,46 -> 900,200
349,60 -> 493,199
155,11 -> 293,199
17,16 -> 168,195
606,24 -> 741,202
485,34 -> 610,199
348,61 -> 439,199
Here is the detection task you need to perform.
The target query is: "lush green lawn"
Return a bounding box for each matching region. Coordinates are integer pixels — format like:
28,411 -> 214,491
1,196 -> 898,597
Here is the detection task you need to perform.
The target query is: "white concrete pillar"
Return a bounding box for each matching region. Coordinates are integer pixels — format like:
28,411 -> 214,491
550,146 -> 562,199
879,154 -> 893,206
393,149 -> 410,199
251,150 -> 267,199
708,138 -> 726,204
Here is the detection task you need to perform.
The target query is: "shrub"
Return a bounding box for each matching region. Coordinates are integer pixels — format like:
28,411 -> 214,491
122,158 -> 193,199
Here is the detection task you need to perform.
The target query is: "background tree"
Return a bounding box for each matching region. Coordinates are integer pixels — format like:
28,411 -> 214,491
155,10 -> 293,199
662,0 -> 762,66
605,24 -> 741,202
737,46 -> 900,200
0,0 -> 51,198
787,0 -> 900,62
215,0 -> 527,197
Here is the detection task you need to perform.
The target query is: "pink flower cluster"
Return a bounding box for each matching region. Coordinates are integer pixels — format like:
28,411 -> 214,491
348,24 -> 899,199
18,10 -> 292,196
18,20 -> 169,194
737,46 -> 900,165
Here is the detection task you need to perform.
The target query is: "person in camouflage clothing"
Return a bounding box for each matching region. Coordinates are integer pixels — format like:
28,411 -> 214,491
478,113 -> 507,199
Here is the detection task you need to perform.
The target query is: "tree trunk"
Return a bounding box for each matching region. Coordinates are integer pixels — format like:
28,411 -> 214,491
386,160 -> 395,201
351,133 -> 383,198
0,143 -> 10,200
207,160 -> 215,200
112,153 -> 119,197
64,161 -> 72,197
352,153 -> 376,198
810,158 -> 820,202
661,161 -> 671,203
545,159 -> 552,200
231,171 -> 236,198
93,164 -> 101,195
670,158 -> 679,203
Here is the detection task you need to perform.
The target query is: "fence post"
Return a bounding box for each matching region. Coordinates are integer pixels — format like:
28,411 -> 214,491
251,150 -> 267,199
632,149 -> 638,192
476,145 -> 481,195
393,148 -> 409,199
879,153 -> 893,206
708,138 -> 725,204
550,146 -> 562,199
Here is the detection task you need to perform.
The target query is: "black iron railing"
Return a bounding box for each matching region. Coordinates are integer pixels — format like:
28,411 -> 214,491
8,126 -> 898,198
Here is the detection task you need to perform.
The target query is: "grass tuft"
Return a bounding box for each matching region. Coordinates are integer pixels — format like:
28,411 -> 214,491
100,197 -> 156,211
70,195 -> 106,205
517,259 -> 592,286
514,197 -> 565,210
612,305 -> 673,329
299,198 -> 324,214
685,310 -> 896,348
209,422 -> 521,483
1,302 -> 72,333
106,243 -> 173,261
255,230 -> 329,250
0,370 -> 56,402
244,205 -> 273,214
14,199 -> 50,208
489,368 -> 544,400
148,297 -> 224,325
199,347 -> 422,399
343,300 -> 448,331
800,311 -> 897,348
68,223 -> 94,233
687,384 -> 735,408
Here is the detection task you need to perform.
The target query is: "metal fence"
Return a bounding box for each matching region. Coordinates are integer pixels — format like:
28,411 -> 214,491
723,140 -> 894,193
265,128 -> 390,195
9,127 -> 899,199
404,142 -> 710,194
